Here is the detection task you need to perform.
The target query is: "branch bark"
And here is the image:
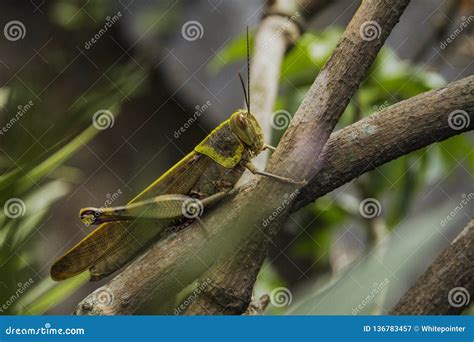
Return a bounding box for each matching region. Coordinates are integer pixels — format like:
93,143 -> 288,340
185,0 -> 412,314
390,220 -> 474,315
185,75 -> 474,315
293,75 -> 474,211
75,74 -> 473,315
73,0 -> 430,315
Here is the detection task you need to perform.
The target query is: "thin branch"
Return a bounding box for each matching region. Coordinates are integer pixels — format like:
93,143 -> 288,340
247,6 -> 300,170
390,220 -> 474,315
74,0 -> 418,315
293,75 -> 474,211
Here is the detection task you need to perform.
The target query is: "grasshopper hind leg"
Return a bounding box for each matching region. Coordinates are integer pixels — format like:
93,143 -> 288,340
80,192 -> 230,226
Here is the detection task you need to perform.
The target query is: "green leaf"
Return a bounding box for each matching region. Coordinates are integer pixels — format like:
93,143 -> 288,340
17,274 -> 89,315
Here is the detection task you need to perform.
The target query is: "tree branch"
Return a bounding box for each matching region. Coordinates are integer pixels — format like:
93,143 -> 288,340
293,75 -> 474,211
185,75 -> 474,315
247,4 -> 300,170
75,75 -> 473,315
390,220 -> 474,315
186,0 -> 412,314
74,0 -> 417,315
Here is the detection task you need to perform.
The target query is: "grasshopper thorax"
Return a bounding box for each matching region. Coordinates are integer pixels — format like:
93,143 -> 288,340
229,109 -> 264,157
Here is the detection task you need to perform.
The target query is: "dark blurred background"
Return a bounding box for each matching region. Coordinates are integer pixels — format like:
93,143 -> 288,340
0,0 -> 472,315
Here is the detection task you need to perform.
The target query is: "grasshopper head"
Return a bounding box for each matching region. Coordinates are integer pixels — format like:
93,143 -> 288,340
230,109 -> 264,157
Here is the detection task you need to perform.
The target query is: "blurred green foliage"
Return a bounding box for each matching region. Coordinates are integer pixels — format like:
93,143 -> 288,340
0,0 -> 147,314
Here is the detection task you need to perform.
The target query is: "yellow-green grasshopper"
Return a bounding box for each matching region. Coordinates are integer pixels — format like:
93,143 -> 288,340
50,107 -> 298,281
50,28 -> 301,281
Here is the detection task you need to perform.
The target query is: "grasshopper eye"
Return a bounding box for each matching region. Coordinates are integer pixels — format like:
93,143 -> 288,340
236,113 -> 247,130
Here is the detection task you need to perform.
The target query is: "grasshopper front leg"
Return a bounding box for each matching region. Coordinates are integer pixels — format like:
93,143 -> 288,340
80,192 -> 228,226
263,144 -> 276,152
245,161 -> 306,185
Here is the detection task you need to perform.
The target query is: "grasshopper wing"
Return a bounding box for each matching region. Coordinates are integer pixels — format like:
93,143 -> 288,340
50,153 -> 209,281
89,220 -> 170,281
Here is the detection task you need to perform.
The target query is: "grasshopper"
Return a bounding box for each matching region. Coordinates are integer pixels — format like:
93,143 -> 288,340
51,30 -> 300,281
50,108 -> 298,281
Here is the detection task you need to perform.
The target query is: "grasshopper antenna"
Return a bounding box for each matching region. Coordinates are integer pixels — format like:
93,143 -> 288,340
237,27 -> 251,112
246,26 -> 250,113
238,72 -> 249,111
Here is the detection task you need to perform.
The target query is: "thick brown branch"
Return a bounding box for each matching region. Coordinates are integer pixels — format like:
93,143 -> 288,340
390,220 -> 474,315
75,0 -> 414,315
